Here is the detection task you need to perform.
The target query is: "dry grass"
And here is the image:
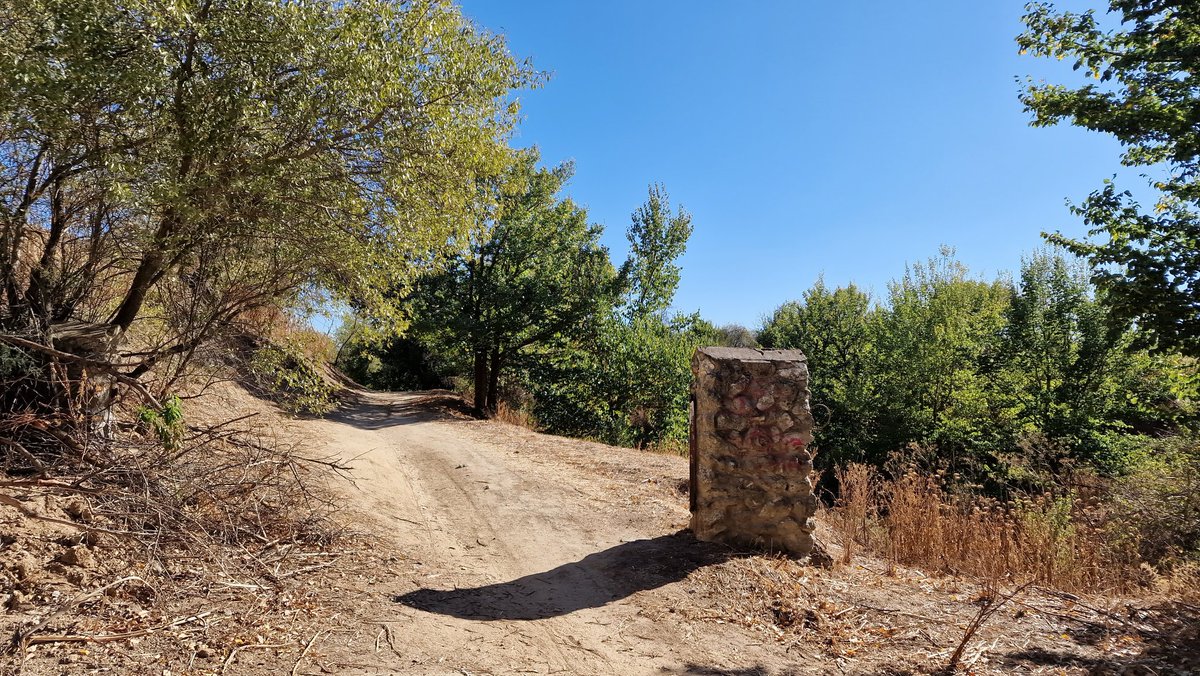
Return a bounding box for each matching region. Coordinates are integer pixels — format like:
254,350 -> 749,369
684,548 -> 1200,674
494,400 -> 537,429
827,463 -> 1199,600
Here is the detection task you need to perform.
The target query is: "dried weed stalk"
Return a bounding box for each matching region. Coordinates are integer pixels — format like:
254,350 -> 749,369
825,463 -> 1189,596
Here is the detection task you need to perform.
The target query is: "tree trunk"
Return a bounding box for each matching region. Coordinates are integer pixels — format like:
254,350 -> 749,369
108,209 -> 176,335
473,347 -> 488,417
2,143 -> 48,310
25,177 -> 67,322
485,346 -> 502,415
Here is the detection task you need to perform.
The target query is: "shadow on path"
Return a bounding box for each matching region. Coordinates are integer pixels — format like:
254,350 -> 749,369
326,390 -> 475,430
393,531 -> 735,621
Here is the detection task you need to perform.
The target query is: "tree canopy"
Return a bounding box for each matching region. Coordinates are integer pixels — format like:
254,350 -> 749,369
1020,0 -> 1200,355
0,0 -> 533,351
622,184 -> 692,321
407,149 -> 619,415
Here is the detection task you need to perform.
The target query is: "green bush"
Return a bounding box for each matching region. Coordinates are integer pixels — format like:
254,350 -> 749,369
137,395 -> 186,451
1108,436 -> 1200,566
0,344 -> 38,379
249,341 -> 336,416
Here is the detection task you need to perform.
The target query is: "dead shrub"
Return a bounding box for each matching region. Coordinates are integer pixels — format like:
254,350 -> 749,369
1,359 -> 348,661
495,399 -> 537,429
826,462 -> 1196,597
830,464 -> 878,565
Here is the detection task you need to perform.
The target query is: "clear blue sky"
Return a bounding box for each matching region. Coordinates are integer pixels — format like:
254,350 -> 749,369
457,0 -> 1146,328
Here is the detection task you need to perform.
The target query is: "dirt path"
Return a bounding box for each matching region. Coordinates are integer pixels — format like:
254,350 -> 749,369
7,387 -> 1193,674
307,391 -> 795,676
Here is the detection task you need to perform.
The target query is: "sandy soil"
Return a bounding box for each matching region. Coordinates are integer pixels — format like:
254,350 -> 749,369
294,391 -> 1199,676
303,390 -> 800,675
6,387 -> 1196,675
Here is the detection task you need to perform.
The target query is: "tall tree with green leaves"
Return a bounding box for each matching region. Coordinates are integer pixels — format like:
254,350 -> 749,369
623,184 -> 692,320
411,150 -> 620,416
525,184 -> 701,447
1019,1 -> 1200,355
1000,250 -> 1200,470
873,249 -> 1012,470
0,0 -> 531,355
998,251 -> 1127,450
758,279 -> 877,466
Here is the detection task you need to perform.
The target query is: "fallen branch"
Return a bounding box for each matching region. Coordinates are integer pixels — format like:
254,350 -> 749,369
946,582 -> 1032,672
291,629 -> 329,676
378,623 -> 402,658
852,603 -> 941,623
1037,588 -> 1154,631
294,455 -> 354,472
182,412 -> 261,442
0,478 -> 100,493
24,611 -> 212,646
0,437 -> 46,476
221,641 -> 291,673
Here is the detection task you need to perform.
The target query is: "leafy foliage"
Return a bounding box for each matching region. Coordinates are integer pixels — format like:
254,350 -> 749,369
0,0 -> 533,465
528,313 -> 718,449
758,278 -> 876,467
759,248 -> 1194,488
0,0 -> 533,361
1019,1 -> 1200,355
623,184 -> 692,321
716,324 -> 759,348
404,149 -> 620,415
873,249 -> 1012,465
249,341 -> 336,416
339,335 -> 447,392
510,185 -> 703,447
346,171 -> 703,448
1111,435 -> 1200,565
137,395 -> 186,452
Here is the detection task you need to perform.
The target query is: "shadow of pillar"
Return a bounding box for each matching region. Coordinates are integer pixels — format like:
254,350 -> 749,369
393,531 -> 737,621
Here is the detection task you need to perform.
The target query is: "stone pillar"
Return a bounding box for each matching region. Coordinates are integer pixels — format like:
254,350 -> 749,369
689,347 -> 817,556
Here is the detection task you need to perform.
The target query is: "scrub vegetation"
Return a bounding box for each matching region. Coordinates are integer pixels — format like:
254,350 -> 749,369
1,0 -> 1200,672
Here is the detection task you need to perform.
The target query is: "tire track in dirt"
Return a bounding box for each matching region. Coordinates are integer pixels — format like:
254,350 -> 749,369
308,391 -> 795,675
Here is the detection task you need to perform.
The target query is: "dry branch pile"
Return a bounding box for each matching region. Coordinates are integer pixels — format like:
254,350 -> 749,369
0,370 -> 353,676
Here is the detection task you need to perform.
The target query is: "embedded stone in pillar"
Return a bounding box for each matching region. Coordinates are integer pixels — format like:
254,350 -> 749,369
689,347 -> 816,556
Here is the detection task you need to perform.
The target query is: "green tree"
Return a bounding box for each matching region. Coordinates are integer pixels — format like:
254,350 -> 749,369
528,312 -> 717,448
873,249 -> 1012,472
716,323 -> 759,348
758,279 -> 877,466
623,184 -> 692,320
997,250 -> 1133,464
526,185 -> 701,447
1019,1 -> 1200,355
1,0 -> 531,358
410,150 -> 620,416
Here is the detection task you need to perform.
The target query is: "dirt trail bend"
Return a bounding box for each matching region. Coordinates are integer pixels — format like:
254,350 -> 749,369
309,391 -> 794,676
